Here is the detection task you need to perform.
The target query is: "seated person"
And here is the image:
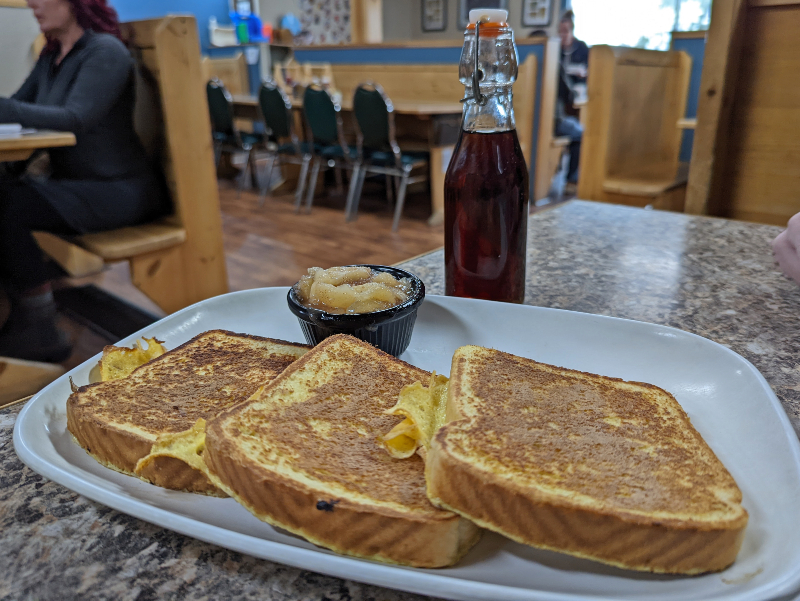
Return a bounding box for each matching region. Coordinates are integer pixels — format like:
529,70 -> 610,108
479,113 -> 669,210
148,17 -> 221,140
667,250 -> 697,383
559,9 -> 589,85
555,63 -> 582,189
0,0 -> 168,362
555,10 -> 588,190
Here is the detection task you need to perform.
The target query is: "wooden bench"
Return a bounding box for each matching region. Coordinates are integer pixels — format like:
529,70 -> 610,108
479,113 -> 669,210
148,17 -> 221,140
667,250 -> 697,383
686,0 -> 800,225
37,16 -> 228,314
577,46 -> 692,211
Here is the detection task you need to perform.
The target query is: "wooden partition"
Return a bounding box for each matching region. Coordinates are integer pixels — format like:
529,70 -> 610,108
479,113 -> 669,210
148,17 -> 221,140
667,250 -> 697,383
326,56 -> 537,167
292,38 -> 559,202
201,53 -> 249,95
46,16 -> 230,314
685,0 -> 800,225
577,46 -> 691,210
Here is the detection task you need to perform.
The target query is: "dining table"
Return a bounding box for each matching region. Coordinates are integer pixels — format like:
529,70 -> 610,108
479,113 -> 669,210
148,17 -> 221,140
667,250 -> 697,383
0,130 -> 76,162
231,93 -> 463,226
2,200 -> 799,600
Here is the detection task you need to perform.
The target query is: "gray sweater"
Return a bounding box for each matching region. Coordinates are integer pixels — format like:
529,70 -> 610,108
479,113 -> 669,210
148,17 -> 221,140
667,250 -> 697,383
0,30 -> 167,232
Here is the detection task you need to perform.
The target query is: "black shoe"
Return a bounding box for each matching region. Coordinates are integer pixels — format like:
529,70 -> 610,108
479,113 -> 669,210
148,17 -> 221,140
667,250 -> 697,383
0,300 -> 73,363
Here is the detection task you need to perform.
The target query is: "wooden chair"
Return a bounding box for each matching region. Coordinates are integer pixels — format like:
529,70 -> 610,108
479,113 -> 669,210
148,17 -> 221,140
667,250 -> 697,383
0,357 -> 64,407
577,45 -> 692,211
685,0 -> 800,225
35,16 -> 229,315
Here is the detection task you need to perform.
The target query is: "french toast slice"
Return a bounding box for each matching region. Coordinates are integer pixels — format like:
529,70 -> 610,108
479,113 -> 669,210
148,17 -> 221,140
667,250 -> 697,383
203,334 -> 481,567
426,345 -> 748,574
67,330 -> 309,494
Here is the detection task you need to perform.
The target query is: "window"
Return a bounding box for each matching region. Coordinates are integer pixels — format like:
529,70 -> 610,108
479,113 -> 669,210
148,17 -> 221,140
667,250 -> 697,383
570,0 -> 710,50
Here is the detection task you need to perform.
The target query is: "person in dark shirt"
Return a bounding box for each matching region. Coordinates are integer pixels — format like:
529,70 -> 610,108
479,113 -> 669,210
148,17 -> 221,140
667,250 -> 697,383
0,0 -> 168,362
559,9 -> 589,85
555,10 -> 589,189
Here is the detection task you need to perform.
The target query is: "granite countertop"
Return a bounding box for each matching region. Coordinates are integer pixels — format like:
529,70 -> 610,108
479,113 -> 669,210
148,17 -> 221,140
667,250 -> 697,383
2,200 -> 798,600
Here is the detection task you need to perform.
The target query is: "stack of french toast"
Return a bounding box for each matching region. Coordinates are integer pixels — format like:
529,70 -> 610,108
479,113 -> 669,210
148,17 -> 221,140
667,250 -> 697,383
66,330 -> 748,573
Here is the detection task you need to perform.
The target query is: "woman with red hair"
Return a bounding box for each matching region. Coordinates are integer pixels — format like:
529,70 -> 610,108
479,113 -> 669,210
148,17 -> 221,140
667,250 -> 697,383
0,0 -> 168,362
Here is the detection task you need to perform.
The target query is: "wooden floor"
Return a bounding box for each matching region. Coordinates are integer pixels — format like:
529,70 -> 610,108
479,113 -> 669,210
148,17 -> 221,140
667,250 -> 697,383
55,177 -> 446,368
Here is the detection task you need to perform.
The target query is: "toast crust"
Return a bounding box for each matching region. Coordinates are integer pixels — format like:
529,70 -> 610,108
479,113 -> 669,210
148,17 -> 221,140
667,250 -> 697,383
67,330 -> 309,493
427,441 -> 746,574
428,346 -> 748,574
204,334 -> 481,567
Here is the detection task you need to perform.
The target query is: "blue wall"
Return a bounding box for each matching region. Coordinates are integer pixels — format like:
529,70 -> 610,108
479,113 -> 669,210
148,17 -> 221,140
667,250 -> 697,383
111,0 -> 261,93
672,35 -> 705,163
294,42 -> 547,199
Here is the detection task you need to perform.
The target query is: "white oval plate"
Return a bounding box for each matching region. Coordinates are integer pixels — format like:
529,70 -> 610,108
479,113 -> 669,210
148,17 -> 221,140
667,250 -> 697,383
14,288 -> 800,601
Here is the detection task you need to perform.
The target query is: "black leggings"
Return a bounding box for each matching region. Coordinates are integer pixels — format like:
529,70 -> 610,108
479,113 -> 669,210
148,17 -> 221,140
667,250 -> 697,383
0,176 -> 78,291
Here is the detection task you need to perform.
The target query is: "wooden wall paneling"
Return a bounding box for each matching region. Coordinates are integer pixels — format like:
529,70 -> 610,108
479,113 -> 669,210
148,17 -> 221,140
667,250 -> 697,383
533,37 -> 560,201
685,0 -> 747,215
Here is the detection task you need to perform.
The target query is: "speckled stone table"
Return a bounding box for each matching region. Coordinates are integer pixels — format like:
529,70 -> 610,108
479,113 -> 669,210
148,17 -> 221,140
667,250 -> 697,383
2,200 -> 798,601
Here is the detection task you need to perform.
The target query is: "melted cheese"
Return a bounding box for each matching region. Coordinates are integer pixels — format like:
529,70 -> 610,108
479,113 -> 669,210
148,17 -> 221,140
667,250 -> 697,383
379,373 -> 449,459
99,337 -> 167,381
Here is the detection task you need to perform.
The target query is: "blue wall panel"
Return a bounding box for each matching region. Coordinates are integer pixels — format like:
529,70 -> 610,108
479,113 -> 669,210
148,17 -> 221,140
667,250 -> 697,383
111,0 -> 261,93
295,43 -> 547,199
673,35 -> 705,163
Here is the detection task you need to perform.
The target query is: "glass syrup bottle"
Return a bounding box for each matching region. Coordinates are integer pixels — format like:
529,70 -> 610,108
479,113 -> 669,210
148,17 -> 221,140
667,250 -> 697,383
444,9 -> 529,304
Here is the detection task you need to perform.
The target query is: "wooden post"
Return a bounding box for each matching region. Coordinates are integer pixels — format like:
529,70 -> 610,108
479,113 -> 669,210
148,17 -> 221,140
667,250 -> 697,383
684,0 -> 746,215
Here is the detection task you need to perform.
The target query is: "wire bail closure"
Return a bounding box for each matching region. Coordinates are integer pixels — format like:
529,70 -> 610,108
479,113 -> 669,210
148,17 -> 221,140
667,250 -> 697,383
465,18 -> 487,105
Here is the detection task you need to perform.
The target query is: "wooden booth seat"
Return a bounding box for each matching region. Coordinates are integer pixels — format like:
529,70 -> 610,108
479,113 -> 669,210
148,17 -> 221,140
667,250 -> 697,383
577,46 -> 691,211
77,220 -> 187,261
36,16 -> 228,315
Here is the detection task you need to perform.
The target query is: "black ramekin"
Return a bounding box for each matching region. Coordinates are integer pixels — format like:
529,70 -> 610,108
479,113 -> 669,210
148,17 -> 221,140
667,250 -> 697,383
286,265 -> 425,357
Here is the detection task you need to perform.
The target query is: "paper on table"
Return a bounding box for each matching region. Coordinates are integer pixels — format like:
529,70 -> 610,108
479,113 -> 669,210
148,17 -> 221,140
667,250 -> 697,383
0,124 -> 36,138
0,123 -> 22,138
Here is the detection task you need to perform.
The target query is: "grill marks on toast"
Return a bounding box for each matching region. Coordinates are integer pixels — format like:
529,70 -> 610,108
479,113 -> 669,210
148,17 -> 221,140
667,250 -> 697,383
445,347 -> 746,524
204,335 -> 482,567
78,331 -> 308,436
67,331 -> 310,478
214,335 -> 435,511
428,346 -> 748,573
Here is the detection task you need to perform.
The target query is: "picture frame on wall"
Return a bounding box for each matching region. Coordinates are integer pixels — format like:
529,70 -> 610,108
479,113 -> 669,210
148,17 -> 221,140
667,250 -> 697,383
458,0 -> 509,29
521,0 -> 552,27
422,0 -> 447,32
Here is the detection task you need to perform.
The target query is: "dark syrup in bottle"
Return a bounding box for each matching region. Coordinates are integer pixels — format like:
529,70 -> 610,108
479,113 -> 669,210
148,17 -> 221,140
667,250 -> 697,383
444,129 -> 528,303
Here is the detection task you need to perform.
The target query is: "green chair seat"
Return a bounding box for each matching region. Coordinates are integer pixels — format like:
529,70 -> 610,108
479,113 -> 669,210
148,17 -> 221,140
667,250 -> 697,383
364,150 -> 428,166
346,83 -> 430,231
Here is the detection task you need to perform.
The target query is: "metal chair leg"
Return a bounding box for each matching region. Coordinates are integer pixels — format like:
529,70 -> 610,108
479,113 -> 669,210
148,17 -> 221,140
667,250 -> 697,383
248,149 -> 259,190
344,163 -> 361,220
213,143 -> 222,170
294,155 -> 311,211
348,166 -> 367,222
304,158 -> 322,213
385,173 -> 393,203
392,167 -> 412,232
334,165 -> 345,195
236,150 -> 249,198
258,155 -> 277,208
